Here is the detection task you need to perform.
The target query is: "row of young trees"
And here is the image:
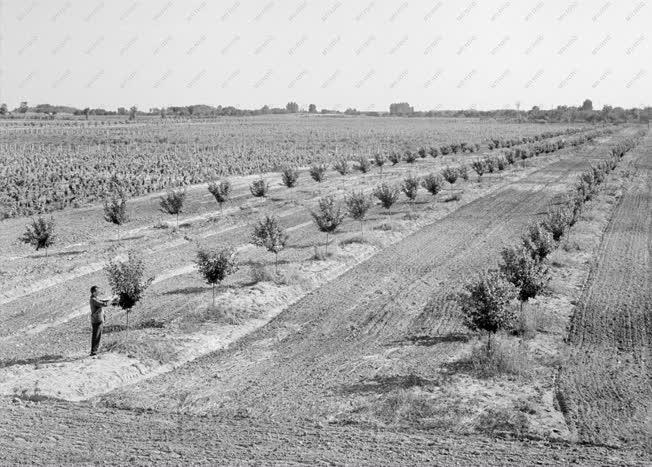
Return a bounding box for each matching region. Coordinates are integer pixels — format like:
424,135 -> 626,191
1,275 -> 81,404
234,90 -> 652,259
20,126 -> 611,256
456,132 -> 644,353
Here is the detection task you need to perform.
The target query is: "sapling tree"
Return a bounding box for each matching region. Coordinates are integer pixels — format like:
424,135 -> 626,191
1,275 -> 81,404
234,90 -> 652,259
404,150 -> 417,164
195,247 -> 238,305
373,183 -> 400,216
471,160 -> 486,180
543,206 -> 572,241
499,245 -> 549,313
521,222 -> 556,261
104,192 -> 129,240
345,191 -> 373,236
388,152 -> 401,165
251,215 -> 289,274
309,164 -> 327,182
208,180 -> 231,212
281,167 -> 299,188
421,173 -> 444,198
401,174 -> 420,206
374,153 -> 387,175
159,188 -> 186,228
311,195 -> 345,255
356,155 -> 371,173
105,250 -> 153,335
457,269 -> 517,352
250,178 -> 269,197
333,158 -> 350,176
441,166 -> 459,184
21,216 -> 55,257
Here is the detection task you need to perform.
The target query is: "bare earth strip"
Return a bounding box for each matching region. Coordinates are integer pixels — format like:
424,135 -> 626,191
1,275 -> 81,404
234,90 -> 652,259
1,135 -> 648,464
556,136 -> 651,448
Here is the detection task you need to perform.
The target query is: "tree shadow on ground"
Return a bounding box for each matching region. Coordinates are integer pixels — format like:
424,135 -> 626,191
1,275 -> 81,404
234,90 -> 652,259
104,319 -> 165,333
0,354 -> 77,368
163,286 -> 207,296
30,250 -> 86,259
338,373 -> 446,395
107,235 -> 145,243
398,333 -> 471,347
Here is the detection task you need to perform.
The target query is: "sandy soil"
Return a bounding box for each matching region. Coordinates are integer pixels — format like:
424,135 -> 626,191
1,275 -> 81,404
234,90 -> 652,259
1,127 -> 648,464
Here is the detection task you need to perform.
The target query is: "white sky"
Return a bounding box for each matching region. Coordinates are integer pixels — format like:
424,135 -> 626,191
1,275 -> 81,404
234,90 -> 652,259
0,0 -> 650,111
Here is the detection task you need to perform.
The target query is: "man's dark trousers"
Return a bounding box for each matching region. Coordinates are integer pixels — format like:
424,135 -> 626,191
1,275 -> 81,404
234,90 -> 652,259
91,322 -> 103,355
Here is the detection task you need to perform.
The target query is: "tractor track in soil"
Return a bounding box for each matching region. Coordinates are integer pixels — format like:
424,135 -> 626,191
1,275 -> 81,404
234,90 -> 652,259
556,135 -> 651,448
103,141 -> 612,420
2,134 -> 647,464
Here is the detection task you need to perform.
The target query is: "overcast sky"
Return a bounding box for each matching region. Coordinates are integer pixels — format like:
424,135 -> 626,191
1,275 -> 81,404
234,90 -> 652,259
1,0 -> 650,111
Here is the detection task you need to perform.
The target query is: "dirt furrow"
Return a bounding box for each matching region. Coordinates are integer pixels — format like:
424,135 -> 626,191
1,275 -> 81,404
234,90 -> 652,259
556,136 -> 651,447
103,142 -> 609,419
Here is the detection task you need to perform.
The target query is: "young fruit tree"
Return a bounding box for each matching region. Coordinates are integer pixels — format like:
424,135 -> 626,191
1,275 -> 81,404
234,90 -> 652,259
404,150 -> 417,164
543,206 -> 572,241
521,222 -> 556,261
250,178 -> 270,197
251,215 -> 289,274
421,173 -> 444,198
103,193 -> 129,240
401,174 -> 420,206
21,216 -> 55,257
311,196 -> 345,255
372,183 -> 400,216
373,153 -> 387,175
388,152 -> 401,165
333,158 -> 350,176
499,245 -> 550,313
457,269 -> 517,352
194,247 -> 239,305
356,155 -> 371,173
159,188 -> 186,228
441,166 -> 459,184
208,180 -> 231,212
344,191 -> 373,236
309,164 -> 327,182
471,160 -> 486,181
105,250 -> 153,336
281,167 -> 299,188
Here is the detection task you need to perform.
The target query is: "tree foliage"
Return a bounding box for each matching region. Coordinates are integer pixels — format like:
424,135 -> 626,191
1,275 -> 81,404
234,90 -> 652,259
251,215 -> 289,273
373,183 -> 400,213
195,247 -> 238,304
250,178 -> 269,197
105,250 -> 152,312
458,270 -> 517,348
311,196 -> 345,254
21,216 -> 55,255
208,180 -> 231,208
281,167 -> 299,188
159,189 -> 186,227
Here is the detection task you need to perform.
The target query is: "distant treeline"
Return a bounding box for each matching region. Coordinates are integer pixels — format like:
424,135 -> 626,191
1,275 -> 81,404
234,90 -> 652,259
1,99 -> 650,124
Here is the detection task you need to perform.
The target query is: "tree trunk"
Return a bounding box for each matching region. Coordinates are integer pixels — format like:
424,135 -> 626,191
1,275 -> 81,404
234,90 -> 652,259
176,213 -> 179,229
275,253 -> 279,275
487,332 -> 493,354
325,233 -> 329,255
126,310 -> 129,339
360,220 -> 364,238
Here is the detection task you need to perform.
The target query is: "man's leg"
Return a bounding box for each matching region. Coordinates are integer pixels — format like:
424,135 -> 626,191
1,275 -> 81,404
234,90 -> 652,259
90,323 -> 102,355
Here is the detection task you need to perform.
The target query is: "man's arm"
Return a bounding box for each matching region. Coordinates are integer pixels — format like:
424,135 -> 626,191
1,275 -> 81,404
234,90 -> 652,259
91,297 -> 110,308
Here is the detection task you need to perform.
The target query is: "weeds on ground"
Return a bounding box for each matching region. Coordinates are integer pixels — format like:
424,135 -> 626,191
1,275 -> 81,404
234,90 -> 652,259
178,303 -> 247,332
452,336 -> 532,379
474,406 -> 530,438
104,338 -> 178,364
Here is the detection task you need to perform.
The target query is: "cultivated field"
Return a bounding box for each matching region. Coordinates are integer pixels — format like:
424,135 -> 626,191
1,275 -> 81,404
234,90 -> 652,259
0,117 -> 649,465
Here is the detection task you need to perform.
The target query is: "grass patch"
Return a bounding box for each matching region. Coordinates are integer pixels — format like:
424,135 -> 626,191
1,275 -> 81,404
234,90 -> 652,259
474,406 -> 530,438
178,303 -> 247,332
444,192 -> 463,202
448,335 -> 532,379
105,338 -> 178,364
339,235 -> 379,248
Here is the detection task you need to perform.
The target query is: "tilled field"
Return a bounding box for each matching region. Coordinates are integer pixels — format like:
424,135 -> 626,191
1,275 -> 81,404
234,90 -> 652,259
556,138 -> 651,447
1,128 -> 650,464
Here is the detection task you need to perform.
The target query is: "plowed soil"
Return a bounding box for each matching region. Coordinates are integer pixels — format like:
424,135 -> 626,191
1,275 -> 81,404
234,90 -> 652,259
1,129 -> 650,464
556,137 -> 651,448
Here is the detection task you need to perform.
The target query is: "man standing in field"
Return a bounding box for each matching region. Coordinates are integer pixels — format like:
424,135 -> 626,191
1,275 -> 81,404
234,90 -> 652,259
89,285 -> 116,356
